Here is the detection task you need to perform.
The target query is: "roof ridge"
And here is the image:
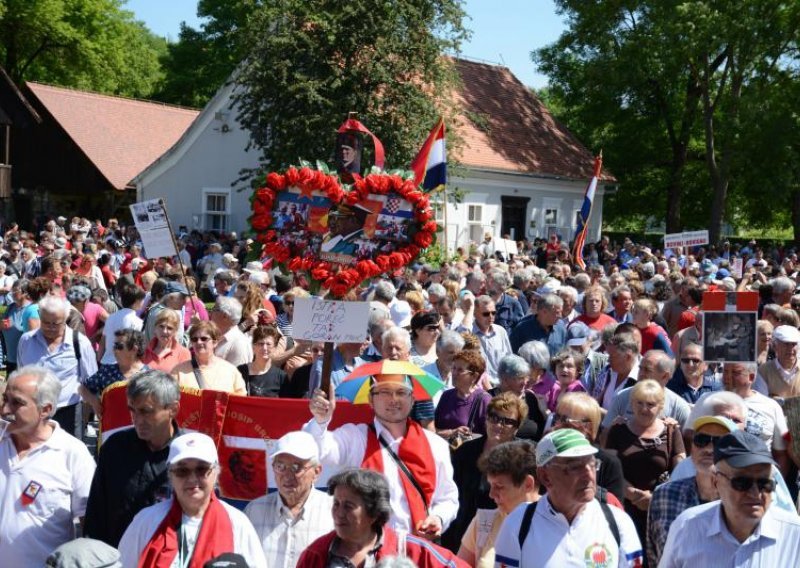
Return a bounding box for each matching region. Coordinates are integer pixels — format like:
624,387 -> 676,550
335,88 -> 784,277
25,81 -> 200,114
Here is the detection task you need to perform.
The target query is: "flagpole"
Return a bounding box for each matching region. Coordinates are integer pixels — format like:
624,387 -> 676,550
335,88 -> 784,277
442,185 -> 449,256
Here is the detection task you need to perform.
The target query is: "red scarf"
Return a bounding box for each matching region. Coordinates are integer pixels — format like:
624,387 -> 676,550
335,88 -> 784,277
138,493 -> 234,568
361,420 -> 436,530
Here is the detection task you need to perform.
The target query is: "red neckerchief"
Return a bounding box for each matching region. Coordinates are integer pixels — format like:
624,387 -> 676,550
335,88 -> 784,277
138,492 -> 234,568
361,419 -> 436,530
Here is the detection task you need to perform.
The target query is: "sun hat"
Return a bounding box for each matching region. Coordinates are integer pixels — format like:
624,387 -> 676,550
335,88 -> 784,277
536,429 -> 598,466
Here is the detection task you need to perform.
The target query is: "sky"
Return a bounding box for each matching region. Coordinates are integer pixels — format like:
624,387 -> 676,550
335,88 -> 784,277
123,0 -> 566,89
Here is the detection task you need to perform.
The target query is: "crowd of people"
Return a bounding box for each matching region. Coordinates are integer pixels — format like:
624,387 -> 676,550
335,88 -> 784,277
1,216 -> 800,567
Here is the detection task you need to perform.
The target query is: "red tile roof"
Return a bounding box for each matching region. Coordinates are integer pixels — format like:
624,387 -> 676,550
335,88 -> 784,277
25,82 -> 199,189
453,58 -> 613,181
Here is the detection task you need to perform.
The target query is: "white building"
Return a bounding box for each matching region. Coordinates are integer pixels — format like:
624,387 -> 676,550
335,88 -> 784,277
134,59 -> 612,248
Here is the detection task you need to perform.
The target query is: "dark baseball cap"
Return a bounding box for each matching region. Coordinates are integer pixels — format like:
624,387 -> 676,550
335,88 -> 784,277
204,553 -> 249,568
714,430 -> 776,468
163,281 -> 190,296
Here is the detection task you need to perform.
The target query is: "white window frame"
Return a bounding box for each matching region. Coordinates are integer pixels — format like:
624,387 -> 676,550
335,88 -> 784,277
468,204 -> 483,223
432,199 -> 445,223
202,187 -> 231,232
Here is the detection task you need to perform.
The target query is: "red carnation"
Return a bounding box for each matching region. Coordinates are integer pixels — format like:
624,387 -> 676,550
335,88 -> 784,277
423,221 -> 439,233
287,257 -> 303,271
312,266 -> 331,281
285,167 -> 300,186
413,232 -> 434,248
265,172 -> 286,191
375,255 -> 391,272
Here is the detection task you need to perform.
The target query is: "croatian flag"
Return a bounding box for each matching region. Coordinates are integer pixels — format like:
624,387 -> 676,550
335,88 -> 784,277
572,153 -> 603,271
410,118 -> 446,191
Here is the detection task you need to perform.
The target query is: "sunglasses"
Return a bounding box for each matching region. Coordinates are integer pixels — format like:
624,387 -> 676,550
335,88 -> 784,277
716,471 -> 775,493
681,358 -> 703,364
112,342 -> 127,350
481,311 -> 497,317
284,301 -> 294,306
273,461 -> 314,475
554,413 -> 593,426
692,433 -> 722,448
190,336 -> 212,343
487,412 -> 520,428
170,465 -> 214,479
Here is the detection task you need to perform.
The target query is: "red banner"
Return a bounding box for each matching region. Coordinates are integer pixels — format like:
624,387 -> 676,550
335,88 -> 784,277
100,383 -> 374,500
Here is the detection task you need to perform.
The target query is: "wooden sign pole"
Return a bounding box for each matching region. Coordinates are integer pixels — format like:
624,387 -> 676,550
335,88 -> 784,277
320,342 -> 335,399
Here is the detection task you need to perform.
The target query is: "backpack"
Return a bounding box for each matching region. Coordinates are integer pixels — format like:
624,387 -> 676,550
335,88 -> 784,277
517,487 -> 620,549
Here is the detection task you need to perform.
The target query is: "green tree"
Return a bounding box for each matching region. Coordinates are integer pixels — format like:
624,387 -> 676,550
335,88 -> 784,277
153,0 -> 258,108
0,0 -> 164,97
233,0 -> 469,176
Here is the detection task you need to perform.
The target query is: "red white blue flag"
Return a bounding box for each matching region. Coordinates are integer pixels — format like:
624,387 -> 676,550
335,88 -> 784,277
410,118 -> 447,191
572,154 -> 603,271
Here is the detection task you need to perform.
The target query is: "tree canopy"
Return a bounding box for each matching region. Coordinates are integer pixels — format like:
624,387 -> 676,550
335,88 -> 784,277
0,0 -> 165,98
233,0 -> 469,178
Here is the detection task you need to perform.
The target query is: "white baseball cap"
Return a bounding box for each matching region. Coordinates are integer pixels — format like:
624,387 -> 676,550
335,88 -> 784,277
270,431 -> 319,461
168,432 -> 218,465
774,325 -> 800,344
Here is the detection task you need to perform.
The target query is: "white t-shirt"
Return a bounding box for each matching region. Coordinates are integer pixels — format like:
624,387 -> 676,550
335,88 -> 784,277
493,497 -> 643,568
743,391 -> 788,450
100,307 -> 143,365
118,498 -> 266,568
0,423 -> 96,566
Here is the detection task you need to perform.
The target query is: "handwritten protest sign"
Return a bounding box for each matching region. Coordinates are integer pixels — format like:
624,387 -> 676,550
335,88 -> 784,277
293,297 -> 369,343
129,199 -> 177,259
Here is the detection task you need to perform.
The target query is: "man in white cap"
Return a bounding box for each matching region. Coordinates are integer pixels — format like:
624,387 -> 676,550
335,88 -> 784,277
756,324 -> 800,398
306,373 -> 458,538
244,431 -> 333,568
118,432 -> 265,568
493,429 -> 643,567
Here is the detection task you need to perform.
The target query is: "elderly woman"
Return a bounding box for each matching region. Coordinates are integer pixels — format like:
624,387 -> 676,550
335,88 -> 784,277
572,285 -> 616,331
238,325 -> 289,397
631,298 -> 673,356
142,308 -> 191,372
552,392 -> 625,502
276,286 -> 309,337
80,329 -> 147,418
298,469 -> 463,567
457,440 -> 540,568
442,392 -> 529,552
517,339 -> 555,400
488,354 -> 546,441
423,329 -> 465,390
435,350 -> 491,442
544,349 -> 587,412
118,432 -> 266,567
409,310 -> 442,364
171,321 -> 246,394
604,379 -> 686,541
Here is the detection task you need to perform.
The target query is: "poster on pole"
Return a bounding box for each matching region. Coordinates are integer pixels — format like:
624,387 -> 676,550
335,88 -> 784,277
701,291 -> 758,363
731,257 -> 744,279
664,230 -> 710,249
293,298 -> 369,343
129,199 -> 178,259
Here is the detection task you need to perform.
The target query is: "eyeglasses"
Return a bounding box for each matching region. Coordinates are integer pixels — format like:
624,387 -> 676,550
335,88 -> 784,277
681,358 -> 703,365
273,461 -> 314,476
112,342 -> 127,350
481,311 -> 497,317
548,457 -> 597,475
715,471 -> 775,493
40,319 -> 66,327
692,433 -> 723,448
190,336 -> 212,343
487,412 -> 520,428
371,389 -> 412,400
554,413 -> 593,427
170,465 -> 214,479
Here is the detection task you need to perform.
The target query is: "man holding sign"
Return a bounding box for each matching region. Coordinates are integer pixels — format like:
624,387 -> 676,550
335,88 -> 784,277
304,375 -> 458,538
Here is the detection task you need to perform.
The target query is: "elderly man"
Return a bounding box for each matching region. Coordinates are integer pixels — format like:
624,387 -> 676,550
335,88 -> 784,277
0,366 -> 96,565
722,361 -> 789,476
601,350 -> 689,433
119,432 -> 266,567
17,295 -> 97,436
756,324 -> 800,397
485,269 -> 524,333
591,333 -> 640,411
666,342 -> 721,404
212,296 -> 253,366
244,431 -> 333,568
566,321 -> 607,393
84,370 -> 181,546
305,374 -> 458,538
493,429 -> 643,567
509,293 -> 566,355
472,295 -> 512,383
608,285 -> 634,323
646,415 -> 737,566
660,430 -> 800,566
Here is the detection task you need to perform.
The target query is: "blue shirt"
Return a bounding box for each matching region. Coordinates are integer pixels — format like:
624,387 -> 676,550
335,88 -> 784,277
647,476 -> 703,566
494,293 -> 525,334
17,328 -> 98,407
666,369 -> 723,404
509,314 -> 567,355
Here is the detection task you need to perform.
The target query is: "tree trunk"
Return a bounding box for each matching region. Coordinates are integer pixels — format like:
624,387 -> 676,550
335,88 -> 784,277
665,145 -> 687,233
792,187 -> 800,249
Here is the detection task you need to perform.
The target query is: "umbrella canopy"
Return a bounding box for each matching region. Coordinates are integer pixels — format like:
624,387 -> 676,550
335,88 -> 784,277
336,360 -> 446,404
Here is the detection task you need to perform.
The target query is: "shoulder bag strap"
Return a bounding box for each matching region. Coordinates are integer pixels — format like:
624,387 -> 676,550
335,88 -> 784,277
190,356 -> 207,389
517,501 -> 538,549
368,424 -> 430,513
466,392 -> 482,432
72,328 -> 82,380
598,500 -> 621,548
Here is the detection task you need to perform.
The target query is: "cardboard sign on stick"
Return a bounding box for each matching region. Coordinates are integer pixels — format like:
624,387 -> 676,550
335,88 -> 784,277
293,297 -> 370,344
129,199 -> 178,259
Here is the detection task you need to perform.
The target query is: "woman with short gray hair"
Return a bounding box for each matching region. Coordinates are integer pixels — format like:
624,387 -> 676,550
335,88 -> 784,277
517,340 -> 557,399
489,354 -> 546,442
297,469 -> 464,567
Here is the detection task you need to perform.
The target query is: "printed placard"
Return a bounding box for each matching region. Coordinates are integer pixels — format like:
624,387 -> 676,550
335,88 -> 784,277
701,291 -> 758,363
129,199 -> 177,259
292,297 -> 369,343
